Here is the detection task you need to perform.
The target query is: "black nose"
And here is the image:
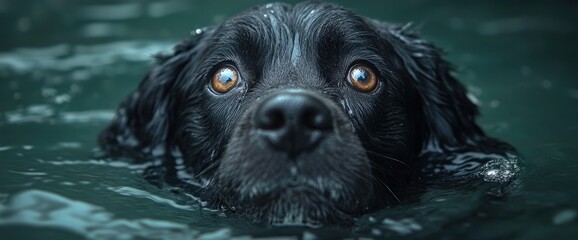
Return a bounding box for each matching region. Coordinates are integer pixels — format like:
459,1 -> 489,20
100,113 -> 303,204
254,92 -> 333,158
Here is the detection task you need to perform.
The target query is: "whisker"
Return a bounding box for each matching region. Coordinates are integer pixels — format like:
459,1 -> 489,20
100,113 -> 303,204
365,150 -> 422,179
192,160 -> 220,179
371,174 -> 401,204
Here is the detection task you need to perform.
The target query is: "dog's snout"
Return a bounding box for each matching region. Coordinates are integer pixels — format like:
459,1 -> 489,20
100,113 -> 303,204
254,92 -> 332,157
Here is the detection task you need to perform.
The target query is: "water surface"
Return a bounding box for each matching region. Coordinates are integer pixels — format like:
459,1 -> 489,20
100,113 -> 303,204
1,0 -> 577,239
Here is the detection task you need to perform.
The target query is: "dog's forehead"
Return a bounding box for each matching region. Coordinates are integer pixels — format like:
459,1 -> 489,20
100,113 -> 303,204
231,2 -> 372,47
212,2 -> 381,86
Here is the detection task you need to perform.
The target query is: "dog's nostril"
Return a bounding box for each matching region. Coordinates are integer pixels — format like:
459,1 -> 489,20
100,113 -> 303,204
257,107 -> 285,130
254,92 -> 333,157
303,107 -> 332,131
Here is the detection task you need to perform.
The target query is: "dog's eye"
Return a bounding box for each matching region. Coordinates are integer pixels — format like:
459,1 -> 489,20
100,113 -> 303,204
211,66 -> 239,93
348,64 -> 378,92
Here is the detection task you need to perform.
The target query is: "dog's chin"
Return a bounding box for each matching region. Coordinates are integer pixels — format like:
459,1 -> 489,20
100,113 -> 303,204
231,186 -> 355,226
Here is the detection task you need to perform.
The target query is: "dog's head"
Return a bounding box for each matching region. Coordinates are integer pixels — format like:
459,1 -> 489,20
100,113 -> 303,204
100,2 -> 485,225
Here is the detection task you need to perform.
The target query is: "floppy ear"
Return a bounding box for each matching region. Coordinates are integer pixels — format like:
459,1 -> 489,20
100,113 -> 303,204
99,29 -> 211,160
371,21 -> 522,191
371,21 -> 485,149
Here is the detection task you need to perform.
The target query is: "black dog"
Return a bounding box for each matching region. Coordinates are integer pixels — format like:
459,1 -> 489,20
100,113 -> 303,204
100,2 -> 520,225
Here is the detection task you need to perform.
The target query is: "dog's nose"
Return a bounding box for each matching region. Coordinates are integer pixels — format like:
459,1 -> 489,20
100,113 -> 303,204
254,92 -> 333,158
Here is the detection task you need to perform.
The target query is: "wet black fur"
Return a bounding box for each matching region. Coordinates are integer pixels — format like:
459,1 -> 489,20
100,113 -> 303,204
99,2 -> 520,226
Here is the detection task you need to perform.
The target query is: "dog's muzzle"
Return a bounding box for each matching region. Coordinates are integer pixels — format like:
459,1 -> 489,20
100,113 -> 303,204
253,90 -> 333,158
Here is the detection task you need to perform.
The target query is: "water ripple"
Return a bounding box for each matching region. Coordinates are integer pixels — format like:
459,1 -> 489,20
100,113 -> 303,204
108,186 -> 195,211
0,190 -> 204,240
3,105 -> 114,124
0,41 -> 173,73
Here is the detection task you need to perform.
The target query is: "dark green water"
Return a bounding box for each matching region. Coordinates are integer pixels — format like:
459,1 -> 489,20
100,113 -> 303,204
1,0 -> 577,239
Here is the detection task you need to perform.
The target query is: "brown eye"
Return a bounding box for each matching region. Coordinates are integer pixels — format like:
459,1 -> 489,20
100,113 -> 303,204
347,64 -> 378,92
211,66 -> 239,93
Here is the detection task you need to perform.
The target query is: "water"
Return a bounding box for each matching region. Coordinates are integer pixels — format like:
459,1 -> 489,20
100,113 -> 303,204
1,0 -> 577,239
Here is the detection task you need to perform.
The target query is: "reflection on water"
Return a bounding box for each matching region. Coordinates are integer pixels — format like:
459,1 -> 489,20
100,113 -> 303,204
1,0 -> 578,239
4,104 -> 114,124
79,1 -> 192,21
0,41 -> 172,73
108,187 -> 195,211
0,190 -> 211,240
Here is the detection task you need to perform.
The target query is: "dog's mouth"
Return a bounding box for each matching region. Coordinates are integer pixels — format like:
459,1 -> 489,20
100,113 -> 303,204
209,89 -> 374,225
258,186 -> 354,226
221,179 -> 358,226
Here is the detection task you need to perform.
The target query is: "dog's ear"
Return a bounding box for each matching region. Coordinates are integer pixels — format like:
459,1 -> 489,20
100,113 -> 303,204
99,29 -> 211,159
371,21 -> 485,149
371,22 -> 523,189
